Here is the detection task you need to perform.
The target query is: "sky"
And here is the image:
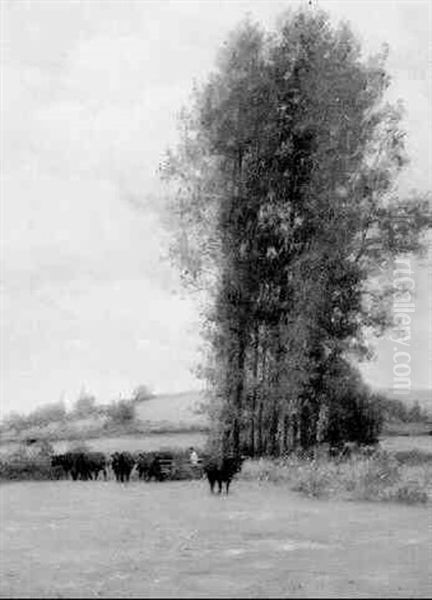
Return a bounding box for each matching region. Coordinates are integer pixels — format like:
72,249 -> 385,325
1,0 -> 431,416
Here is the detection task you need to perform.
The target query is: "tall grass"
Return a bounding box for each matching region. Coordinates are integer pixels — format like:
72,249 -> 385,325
240,451 -> 431,505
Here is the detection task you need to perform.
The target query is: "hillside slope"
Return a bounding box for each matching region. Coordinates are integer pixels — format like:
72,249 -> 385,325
135,390 -> 209,429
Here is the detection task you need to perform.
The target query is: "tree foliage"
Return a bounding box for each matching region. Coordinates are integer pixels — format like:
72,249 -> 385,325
131,384 -> 155,403
106,399 -> 136,425
73,393 -> 97,418
162,8 -> 431,456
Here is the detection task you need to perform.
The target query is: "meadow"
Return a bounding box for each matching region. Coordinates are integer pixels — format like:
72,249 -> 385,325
1,479 -> 431,598
1,391 -> 431,598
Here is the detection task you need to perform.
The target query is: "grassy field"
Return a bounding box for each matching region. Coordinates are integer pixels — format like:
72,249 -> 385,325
135,391 -> 208,429
1,480 -> 431,598
380,435 -> 432,453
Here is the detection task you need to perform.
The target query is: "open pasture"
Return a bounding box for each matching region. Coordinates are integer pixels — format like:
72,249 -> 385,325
380,435 -> 432,454
1,480 -> 430,598
134,391 -> 208,429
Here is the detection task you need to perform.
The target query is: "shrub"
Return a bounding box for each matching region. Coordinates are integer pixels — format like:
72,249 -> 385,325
106,400 -> 136,424
0,458 -> 53,481
131,385 -> 155,403
337,453 -> 401,500
378,482 -> 428,505
0,446 -> 54,481
241,458 -> 292,484
239,451 -> 430,505
291,461 -> 340,498
27,402 -> 67,427
72,394 -> 97,418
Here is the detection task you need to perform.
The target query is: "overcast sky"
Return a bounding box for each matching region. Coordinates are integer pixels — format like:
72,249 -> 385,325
1,0 -> 431,415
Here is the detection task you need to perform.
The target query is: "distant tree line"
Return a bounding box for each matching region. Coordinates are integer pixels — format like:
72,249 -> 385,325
1,385 -> 155,433
163,9 -> 431,455
376,396 -> 430,425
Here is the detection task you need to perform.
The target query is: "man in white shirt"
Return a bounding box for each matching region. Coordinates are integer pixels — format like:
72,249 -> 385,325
189,447 -> 199,466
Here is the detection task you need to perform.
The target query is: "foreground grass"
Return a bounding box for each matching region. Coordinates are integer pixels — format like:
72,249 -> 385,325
1,480 -> 431,598
240,451 -> 432,505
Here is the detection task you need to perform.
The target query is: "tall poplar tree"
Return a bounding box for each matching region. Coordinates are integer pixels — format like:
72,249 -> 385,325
162,9 -> 430,455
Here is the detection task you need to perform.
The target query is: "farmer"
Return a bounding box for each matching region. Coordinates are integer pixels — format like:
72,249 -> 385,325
189,447 -> 199,466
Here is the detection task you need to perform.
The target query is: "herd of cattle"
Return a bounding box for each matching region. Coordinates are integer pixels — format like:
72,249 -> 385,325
48,443 -> 372,494
50,450 -> 245,494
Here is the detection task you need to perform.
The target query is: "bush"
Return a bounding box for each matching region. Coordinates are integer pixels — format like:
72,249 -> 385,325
106,400 -> 136,424
0,458 -> 53,481
338,453 -> 401,500
0,446 -> 54,481
291,462 -> 339,498
241,458 -> 292,484
378,482 -> 428,505
239,451 -> 430,505
131,385 -> 155,403
27,402 -> 67,427
72,394 -> 97,418
1,402 -> 67,433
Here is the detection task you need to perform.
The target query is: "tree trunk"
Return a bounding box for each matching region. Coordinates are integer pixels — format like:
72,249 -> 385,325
249,323 -> 260,457
257,333 -> 268,456
232,331 -> 246,456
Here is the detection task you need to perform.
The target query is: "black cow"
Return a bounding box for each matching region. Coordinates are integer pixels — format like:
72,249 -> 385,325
86,452 -> 108,480
51,453 -> 74,479
111,451 -> 135,482
203,455 -> 244,495
135,452 -> 152,480
135,452 -> 161,481
71,452 -> 94,480
51,452 -> 89,480
51,451 -> 106,481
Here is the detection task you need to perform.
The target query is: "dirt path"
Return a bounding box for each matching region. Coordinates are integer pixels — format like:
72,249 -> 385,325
1,480 -> 431,598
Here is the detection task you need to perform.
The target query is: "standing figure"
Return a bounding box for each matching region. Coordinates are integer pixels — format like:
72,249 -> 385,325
189,447 -> 199,466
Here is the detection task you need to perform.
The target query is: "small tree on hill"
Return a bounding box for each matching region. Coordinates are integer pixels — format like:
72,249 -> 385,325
73,393 -> 97,418
107,399 -> 136,425
131,384 -> 155,403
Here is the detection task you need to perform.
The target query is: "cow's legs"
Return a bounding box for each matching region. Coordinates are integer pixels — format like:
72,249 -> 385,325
218,479 -> 222,494
226,479 -> 230,495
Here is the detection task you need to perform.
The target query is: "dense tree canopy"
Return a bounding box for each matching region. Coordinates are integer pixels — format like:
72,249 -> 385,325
162,8 -> 431,455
